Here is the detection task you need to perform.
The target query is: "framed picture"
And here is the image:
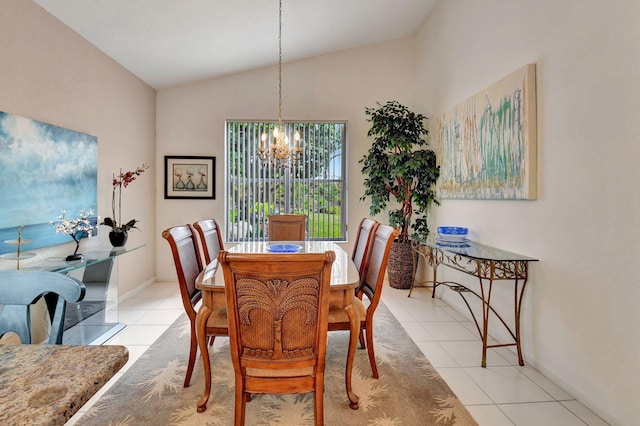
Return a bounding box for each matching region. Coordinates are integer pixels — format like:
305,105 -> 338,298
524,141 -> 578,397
164,156 -> 215,199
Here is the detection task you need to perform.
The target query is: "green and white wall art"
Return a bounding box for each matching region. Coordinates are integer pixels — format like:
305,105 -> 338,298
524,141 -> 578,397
435,64 -> 537,200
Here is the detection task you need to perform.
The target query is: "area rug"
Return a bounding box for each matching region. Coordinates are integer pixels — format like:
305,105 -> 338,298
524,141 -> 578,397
77,302 -> 477,425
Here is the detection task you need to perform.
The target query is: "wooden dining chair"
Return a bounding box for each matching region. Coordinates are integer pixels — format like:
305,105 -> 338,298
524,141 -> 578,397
218,250 -> 335,426
328,224 -> 399,379
162,225 -> 228,387
352,218 -> 380,281
0,270 -> 86,344
193,218 -> 225,264
267,214 -> 307,241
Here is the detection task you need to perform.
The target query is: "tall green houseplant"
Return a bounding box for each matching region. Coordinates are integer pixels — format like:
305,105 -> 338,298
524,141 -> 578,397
360,101 -> 440,288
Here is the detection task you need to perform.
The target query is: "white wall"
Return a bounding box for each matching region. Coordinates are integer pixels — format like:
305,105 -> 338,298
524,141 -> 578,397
415,0 -> 640,424
0,1 -> 157,297
155,38 -> 417,280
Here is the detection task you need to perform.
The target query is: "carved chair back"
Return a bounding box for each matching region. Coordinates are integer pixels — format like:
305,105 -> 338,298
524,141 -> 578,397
219,250 -> 335,426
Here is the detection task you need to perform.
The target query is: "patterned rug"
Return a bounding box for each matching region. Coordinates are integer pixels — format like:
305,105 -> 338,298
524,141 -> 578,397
77,302 -> 477,425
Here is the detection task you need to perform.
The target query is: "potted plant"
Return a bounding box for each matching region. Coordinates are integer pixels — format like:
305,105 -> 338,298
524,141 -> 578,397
100,163 -> 149,247
360,101 -> 440,288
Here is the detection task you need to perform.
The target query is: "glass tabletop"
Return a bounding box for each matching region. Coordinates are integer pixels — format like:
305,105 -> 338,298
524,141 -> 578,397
419,238 -> 537,262
197,241 -> 359,289
20,245 -> 144,273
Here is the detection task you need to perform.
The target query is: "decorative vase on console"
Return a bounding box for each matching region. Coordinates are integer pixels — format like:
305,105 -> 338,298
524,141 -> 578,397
108,230 -> 128,247
100,163 -> 149,247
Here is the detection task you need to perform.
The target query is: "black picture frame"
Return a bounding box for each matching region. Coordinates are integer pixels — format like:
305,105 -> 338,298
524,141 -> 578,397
164,156 -> 215,199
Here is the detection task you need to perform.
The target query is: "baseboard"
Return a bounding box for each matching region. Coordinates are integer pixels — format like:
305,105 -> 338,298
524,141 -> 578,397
118,277 -> 156,304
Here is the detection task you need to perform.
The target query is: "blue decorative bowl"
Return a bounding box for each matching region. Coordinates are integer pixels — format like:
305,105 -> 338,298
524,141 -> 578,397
437,226 -> 468,235
266,243 -> 303,253
437,226 -> 469,242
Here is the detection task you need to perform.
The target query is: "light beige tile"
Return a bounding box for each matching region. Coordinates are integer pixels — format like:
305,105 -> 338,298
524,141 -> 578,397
106,324 -> 168,345
116,309 -> 147,324
118,344 -> 150,372
435,367 -> 493,405
465,404 -> 515,426
498,401 -> 587,426
401,321 -> 435,342
117,296 -> 163,310
153,297 -> 184,309
464,366 -> 554,404
134,308 -> 183,325
521,366 -> 574,400
406,306 -> 457,322
414,341 -> 459,367
561,400 -> 610,426
422,321 -> 479,341
440,340 -> 510,367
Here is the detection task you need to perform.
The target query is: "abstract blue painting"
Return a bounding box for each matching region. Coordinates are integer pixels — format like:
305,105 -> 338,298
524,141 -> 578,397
0,112 -> 97,255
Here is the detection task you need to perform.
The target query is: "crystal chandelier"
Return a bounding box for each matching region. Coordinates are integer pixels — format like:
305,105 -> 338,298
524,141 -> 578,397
257,0 -> 302,168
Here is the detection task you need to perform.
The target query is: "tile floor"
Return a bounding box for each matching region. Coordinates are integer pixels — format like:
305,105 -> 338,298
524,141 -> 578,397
67,280 -> 610,426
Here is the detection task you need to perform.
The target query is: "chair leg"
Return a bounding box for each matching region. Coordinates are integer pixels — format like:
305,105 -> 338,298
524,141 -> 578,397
314,376 -> 324,426
184,325 -> 198,387
208,335 -> 215,346
365,325 -> 379,379
358,328 -> 366,349
234,383 -> 246,426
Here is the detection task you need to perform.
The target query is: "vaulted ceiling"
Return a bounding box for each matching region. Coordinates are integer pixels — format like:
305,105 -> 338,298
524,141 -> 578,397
34,0 -> 439,89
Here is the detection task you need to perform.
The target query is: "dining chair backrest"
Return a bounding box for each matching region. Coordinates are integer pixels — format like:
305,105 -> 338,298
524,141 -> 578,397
193,219 -> 224,265
163,224 -> 228,388
161,225 -> 203,319
218,250 -> 335,426
360,224 -> 399,307
267,214 -> 307,241
0,270 -> 86,344
352,218 -> 380,279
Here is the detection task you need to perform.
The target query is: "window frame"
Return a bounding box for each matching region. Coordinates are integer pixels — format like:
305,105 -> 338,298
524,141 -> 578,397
225,120 -> 347,242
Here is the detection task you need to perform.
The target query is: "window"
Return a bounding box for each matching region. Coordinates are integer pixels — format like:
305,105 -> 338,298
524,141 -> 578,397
225,120 -> 346,242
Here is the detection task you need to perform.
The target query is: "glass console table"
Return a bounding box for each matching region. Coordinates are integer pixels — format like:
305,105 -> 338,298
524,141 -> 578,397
21,245 -> 143,345
410,239 -> 538,367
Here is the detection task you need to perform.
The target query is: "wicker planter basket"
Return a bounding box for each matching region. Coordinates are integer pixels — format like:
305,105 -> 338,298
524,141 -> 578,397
387,240 -> 414,289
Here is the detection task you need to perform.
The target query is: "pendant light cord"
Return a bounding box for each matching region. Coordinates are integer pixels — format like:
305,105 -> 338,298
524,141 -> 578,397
278,0 -> 283,126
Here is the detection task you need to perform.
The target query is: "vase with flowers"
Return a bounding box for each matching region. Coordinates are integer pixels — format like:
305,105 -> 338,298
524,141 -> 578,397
50,209 -> 97,261
100,163 -> 149,247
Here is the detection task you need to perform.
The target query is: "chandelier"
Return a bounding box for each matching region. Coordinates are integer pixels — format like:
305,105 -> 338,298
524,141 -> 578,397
257,0 -> 302,168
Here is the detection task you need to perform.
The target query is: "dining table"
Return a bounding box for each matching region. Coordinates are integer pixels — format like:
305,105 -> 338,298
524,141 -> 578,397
0,343 -> 128,425
194,240 -> 361,412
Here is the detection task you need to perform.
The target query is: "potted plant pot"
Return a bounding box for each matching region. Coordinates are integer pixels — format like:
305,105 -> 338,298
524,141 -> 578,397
109,230 -> 128,247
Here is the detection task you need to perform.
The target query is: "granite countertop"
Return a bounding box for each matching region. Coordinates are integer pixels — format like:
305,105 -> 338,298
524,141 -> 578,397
0,344 -> 129,425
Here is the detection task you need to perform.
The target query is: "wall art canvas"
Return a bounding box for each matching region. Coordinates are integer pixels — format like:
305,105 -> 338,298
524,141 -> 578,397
164,156 -> 215,199
0,112 -> 98,255
435,64 -> 537,199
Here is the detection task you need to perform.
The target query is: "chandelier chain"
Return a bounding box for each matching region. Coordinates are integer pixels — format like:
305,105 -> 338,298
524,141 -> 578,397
278,0 -> 283,126
257,0 -> 302,168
